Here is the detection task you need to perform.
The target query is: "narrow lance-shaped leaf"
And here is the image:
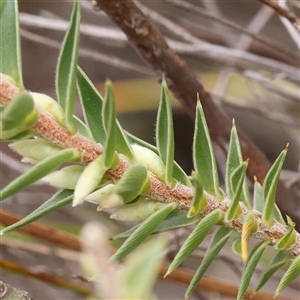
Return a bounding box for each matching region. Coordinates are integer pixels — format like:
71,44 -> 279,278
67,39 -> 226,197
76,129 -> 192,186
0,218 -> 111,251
275,216 -> 296,250
225,161 -> 248,222
275,255 -> 300,297
253,176 -> 263,212
0,149 -> 79,201
0,0 -> 23,88
166,209 -> 223,276
111,209 -> 201,240
114,164 -> 150,204
77,66 -> 106,144
254,251 -> 289,293
262,146 -> 288,227
226,120 -> 250,207
0,189 -> 74,234
73,116 -> 93,140
56,0 -> 80,134
185,227 -> 232,298
193,99 -> 220,198
126,131 -> 191,186
1,92 -> 38,130
241,212 -> 257,262
156,78 -> 175,188
111,202 -> 178,261
237,241 -> 269,300
103,80 -> 118,169
187,171 -> 207,218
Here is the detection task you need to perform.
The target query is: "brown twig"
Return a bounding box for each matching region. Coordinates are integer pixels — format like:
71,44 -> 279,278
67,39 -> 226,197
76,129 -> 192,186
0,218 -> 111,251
94,0 -> 299,228
0,210 -> 288,300
258,0 -> 300,32
0,259 -> 98,297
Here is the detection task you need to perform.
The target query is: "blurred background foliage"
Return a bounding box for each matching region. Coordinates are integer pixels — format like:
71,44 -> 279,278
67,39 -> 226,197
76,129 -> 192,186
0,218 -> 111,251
0,0 -> 299,299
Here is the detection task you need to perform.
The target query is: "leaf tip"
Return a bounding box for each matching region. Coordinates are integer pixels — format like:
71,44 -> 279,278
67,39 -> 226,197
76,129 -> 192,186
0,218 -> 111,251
232,118 -> 236,127
285,143 -> 289,151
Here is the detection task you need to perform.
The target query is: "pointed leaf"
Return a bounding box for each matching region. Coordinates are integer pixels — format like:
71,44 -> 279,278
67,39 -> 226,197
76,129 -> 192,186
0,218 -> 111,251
226,121 -> 250,207
156,79 -> 175,188
262,147 -> 288,227
0,189 -> 73,234
56,0 -> 80,134
241,212 -> 257,262
102,80 -> 118,168
166,209 -> 223,276
110,202 -> 178,261
187,171 -> 207,217
77,66 -> 106,143
0,0 -> 23,87
275,255 -> 300,297
225,161 -> 248,222
254,251 -> 289,292
185,227 -> 232,298
114,164 -> 150,203
193,100 -> 220,198
126,131 -> 191,186
253,177 -> 264,212
111,209 -> 201,240
237,241 -> 269,300
275,216 -> 296,250
1,92 -> 37,130
0,149 -> 78,201
73,116 -> 93,139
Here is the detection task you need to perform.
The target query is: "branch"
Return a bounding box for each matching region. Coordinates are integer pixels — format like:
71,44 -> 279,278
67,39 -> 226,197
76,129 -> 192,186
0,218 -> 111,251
94,0 -> 300,228
1,75 -> 299,258
0,209 -> 288,300
258,0 -> 300,32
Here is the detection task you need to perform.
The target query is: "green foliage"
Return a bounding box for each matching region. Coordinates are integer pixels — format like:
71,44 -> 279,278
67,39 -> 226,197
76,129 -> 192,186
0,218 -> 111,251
0,1 -> 299,299
0,0 -> 23,88
56,0 -> 80,134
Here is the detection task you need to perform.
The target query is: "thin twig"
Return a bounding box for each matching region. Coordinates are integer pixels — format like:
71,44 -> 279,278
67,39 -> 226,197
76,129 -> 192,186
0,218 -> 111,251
258,0 -> 300,32
0,259 -> 98,297
94,0 -> 300,229
20,29 -> 153,76
0,210 -> 288,300
166,0 -> 298,63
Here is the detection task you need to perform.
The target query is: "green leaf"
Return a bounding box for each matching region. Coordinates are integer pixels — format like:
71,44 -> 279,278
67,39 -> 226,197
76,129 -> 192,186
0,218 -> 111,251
166,209 -> 223,276
102,80 -> 118,168
262,147 -> 288,227
123,236 -> 168,299
237,241 -> 269,300
110,202 -> 178,261
0,149 -> 78,201
0,0 -> 23,88
0,189 -> 73,234
187,171 -> 207,217
254,251 -> 289,293
185,227 -> 232,298
77,66 -> 105,143
226,121 -> 250,207
275,255 -> 300,297
111,209 -> 201,240
275,216 -> 296,250
225,161 -> 248,222
56,0 -> 80,134
156,79 -> 175,188
253,177 -> 264,212
114,164 -> 150,203
232,237 -> 242,256
193,100 -> 220,198
1,92 -> 37,130
126,131 -> 191,186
